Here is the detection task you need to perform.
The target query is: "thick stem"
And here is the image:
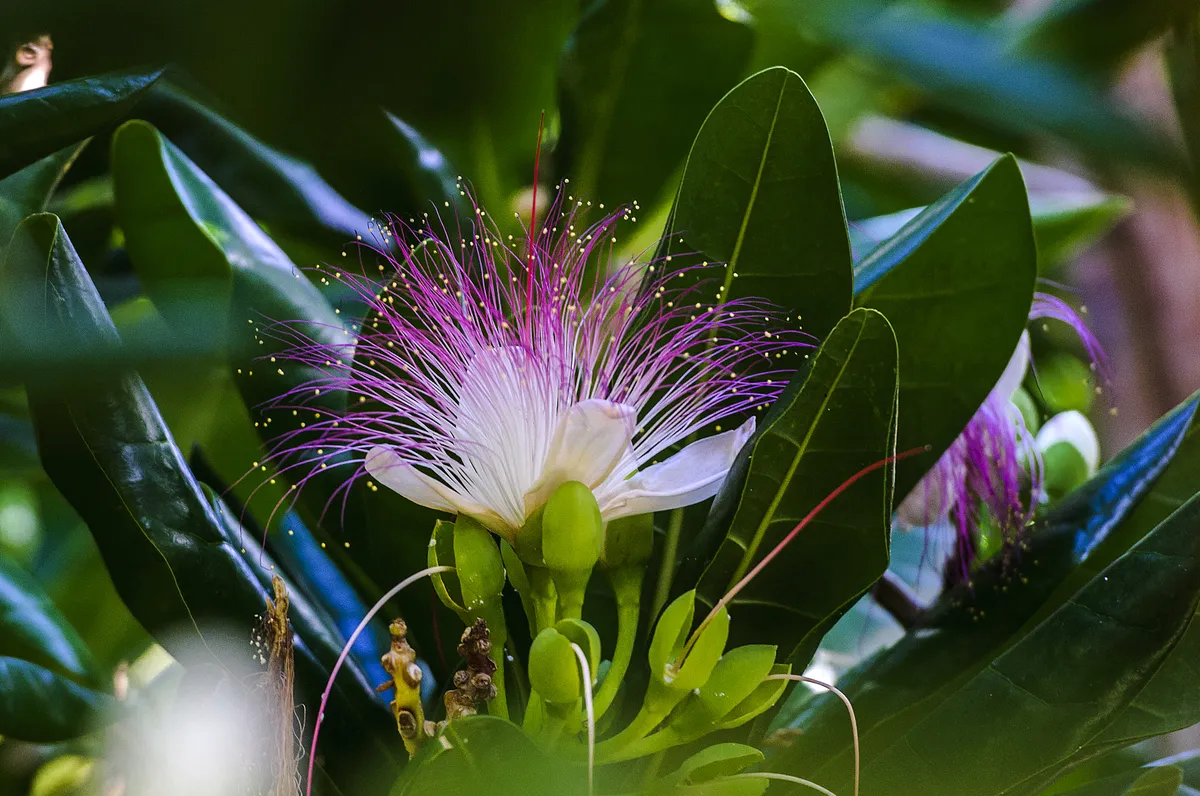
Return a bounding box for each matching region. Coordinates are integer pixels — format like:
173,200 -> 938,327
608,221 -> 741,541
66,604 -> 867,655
552,567 -> 592,622
594,567 -> 643,717
872,570 -> 924,629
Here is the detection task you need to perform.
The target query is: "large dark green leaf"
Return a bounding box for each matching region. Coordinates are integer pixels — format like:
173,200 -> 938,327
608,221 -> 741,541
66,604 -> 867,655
1,213 -> 395,789
771,392 -> 1200,792
556,0 -> 753,209
746,0 -> 1181,172
1052,766 -> 1184,796
668,66 -> 853,341
0,142 -> 88,245
855,154 -> 1037,500
690,308 -> 897,662
385,111 -> 463,210
0,551 -> 100,686
0,656 -> 111,743
805,491 -> 1200,795
0,70 -> 162,179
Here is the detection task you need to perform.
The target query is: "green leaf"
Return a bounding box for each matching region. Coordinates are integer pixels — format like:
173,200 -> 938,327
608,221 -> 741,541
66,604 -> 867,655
692,308 -> 897,662
1168,12 -> 1200,210
0,70 -> 162,179
138,82 -> 372,245
110,119 -> 446,664
771,391 -> 1200,793
0,656 -> 111,743
746,0 -> 1182,172
855,155 -> 1037,500
819,492 -> 1200,796
557,0 -> 753,208
668,66 -> 853,341
385,111 -> 463,209
1014,0 -> 1200,72
1,213 -> 396,788
1052,766 -> 1184,796
0,142 -> 88,246
0,551 -> 100,686
850,191 -> 1131,274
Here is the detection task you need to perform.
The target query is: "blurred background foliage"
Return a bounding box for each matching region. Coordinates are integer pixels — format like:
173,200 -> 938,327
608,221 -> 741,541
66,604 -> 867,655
2,0 -> 1200,793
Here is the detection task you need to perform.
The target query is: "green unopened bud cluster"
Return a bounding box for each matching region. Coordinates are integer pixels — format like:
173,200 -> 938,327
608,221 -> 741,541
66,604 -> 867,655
415,479 -> 791,789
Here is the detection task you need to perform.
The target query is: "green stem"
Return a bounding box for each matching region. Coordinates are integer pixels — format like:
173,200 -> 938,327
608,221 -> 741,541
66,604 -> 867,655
553,567 -> 591,621
651,508 -> 685,618
528,566 -> 558,633
489,639 -> 509,720
594,567 -> 643,717
601,727 -> 685,764
593,704 -> 663,760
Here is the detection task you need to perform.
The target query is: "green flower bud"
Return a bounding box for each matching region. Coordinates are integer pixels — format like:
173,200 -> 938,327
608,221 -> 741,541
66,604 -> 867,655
542,481 -> 603,573
454,515 -> 505,613
602,512 -> 655,570
1037,410 -> 1100,501
528,627 -> 581,706
554,618 -> 601,686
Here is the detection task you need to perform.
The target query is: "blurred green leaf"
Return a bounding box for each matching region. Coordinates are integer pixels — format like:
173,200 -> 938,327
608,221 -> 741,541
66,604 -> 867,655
0,212 -> 395,789
855,154 -> 1037,500
0,656 -> 111,743
772,391 -> 1200,794
0,70 -> 162,180
747,0 -> 1182,172
385,111 -> 462,209
0,142 -> 88,246
0,551 -> 100,686
1014,0 -> 1200,72
557,0 -> 753,208
668,66 -> 853,341
692,308 -> 897,662
138,82 -> 371,244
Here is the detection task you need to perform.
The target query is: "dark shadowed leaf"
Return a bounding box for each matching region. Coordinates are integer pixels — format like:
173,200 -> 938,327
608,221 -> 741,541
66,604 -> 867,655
0,142 -> 88,245
0,657 -> 111,743
0,70 -> 162,179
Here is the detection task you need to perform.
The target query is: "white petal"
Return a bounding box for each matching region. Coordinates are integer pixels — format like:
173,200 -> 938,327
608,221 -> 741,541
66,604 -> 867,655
993,330 -> 1031,401
1036,410 -> 1100,474
598,418 -> 756,521
365,446 -> 514,535
523,399 -> 637,514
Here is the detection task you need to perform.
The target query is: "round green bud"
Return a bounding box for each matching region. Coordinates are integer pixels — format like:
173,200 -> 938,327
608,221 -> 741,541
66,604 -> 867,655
1037,353 -> 1094,414
1038,410 -> 1100,501
528,627 -> 581,705
542,481 -> 603,573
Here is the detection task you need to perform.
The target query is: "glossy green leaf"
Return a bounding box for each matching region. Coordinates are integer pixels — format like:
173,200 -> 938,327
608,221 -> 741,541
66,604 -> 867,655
557,0 -> 752,208
668,66 -> 853,341
678,744 -> 764,783
830,492 -> 1200,795
0,142 -> 88,246
692,308 -> 897,662
855,155 -> 1037,500
746,0 -> 1181,172
0,69 -> 162,179
0,656 -> 111,743
772,391 -> 1200,792
1,213 -> 395,788
0,552 -> 100,686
